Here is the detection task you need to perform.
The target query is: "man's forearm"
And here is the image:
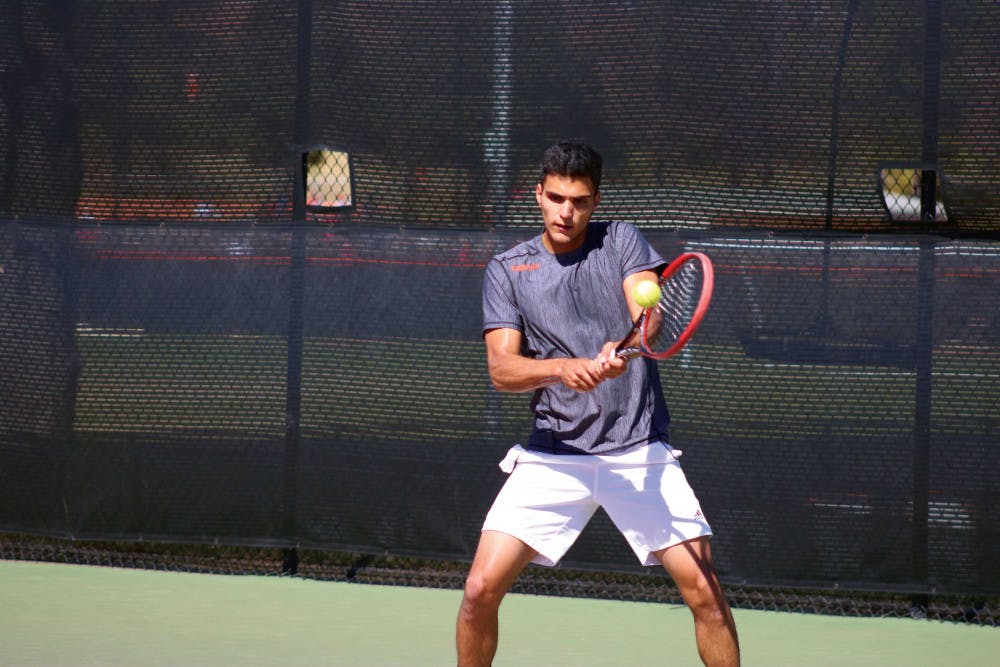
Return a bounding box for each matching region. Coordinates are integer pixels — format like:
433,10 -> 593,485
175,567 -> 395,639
488,354 -> 565,393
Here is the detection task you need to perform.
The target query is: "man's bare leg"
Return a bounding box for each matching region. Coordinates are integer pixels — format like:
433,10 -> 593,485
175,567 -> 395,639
656,537 -> 740,667
456,530 -> 538,667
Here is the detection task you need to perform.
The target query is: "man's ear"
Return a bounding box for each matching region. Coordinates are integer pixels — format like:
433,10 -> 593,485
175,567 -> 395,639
534,182 -> 543,204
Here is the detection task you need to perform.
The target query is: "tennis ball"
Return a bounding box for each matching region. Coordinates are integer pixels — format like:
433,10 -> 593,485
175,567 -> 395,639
633,280 -> 661,308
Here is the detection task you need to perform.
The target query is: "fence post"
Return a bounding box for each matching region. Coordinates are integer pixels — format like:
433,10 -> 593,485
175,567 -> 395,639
282,0 -> 315,574
910,0 -> 942,612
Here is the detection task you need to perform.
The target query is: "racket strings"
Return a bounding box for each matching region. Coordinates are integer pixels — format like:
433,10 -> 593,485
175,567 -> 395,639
645,261 -> 703,353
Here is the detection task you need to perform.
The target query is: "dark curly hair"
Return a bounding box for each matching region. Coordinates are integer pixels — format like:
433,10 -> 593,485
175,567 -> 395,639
538,141 -> 603,192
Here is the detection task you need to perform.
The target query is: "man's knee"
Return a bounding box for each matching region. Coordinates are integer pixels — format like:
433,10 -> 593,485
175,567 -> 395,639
672,562 -> 731,625
460,570 -> 508,618
686,580 -> 730,622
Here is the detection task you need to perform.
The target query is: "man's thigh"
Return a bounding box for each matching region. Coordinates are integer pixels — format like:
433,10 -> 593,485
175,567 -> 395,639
467,530 -> 539,591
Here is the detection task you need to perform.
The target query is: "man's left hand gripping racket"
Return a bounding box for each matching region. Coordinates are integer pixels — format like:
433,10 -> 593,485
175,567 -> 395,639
615,252 -> 714,361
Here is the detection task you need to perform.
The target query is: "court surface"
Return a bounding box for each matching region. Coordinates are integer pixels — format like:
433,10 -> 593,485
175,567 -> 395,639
2,560 -> 995,666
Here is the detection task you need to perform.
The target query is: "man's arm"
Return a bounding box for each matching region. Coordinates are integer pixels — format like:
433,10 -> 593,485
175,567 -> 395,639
484,327 -> 610,393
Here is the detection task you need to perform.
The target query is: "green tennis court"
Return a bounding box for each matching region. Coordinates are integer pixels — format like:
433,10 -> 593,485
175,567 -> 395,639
2,560 -> 995,666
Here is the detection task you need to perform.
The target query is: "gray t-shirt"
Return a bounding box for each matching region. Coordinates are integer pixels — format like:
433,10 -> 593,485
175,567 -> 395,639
482,220 -> 670,454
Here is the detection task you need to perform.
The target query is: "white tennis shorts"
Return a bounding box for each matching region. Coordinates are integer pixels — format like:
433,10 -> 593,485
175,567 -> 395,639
482,443 -> 712,567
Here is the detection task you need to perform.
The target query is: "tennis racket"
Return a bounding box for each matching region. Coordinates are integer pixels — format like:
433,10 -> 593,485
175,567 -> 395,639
615,251 -> 714,360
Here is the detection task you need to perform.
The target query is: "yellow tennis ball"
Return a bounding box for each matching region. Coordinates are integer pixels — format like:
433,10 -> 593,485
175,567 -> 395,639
633,280 -> 661,308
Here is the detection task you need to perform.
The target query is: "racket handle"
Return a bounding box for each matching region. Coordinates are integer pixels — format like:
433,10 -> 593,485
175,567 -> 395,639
613,309 -> 647,360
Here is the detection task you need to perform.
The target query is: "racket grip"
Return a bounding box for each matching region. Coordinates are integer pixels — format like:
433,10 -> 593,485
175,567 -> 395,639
614,310 -> 646,360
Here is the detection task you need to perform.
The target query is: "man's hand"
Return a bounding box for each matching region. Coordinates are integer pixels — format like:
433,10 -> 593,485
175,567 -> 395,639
558,356 -> 611,391
594,340 -> 629,379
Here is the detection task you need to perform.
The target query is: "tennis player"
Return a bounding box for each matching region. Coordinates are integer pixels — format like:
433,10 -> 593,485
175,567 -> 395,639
456,141 -> 740,666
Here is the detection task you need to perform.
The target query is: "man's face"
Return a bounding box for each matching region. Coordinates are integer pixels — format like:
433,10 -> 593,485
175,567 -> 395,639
535,174 -> 601,254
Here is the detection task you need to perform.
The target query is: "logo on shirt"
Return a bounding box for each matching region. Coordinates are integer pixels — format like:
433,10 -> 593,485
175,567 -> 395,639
510,263 -> 541,272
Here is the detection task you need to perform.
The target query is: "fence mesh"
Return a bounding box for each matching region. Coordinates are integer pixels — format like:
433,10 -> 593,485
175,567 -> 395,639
2,0 -> 999,623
